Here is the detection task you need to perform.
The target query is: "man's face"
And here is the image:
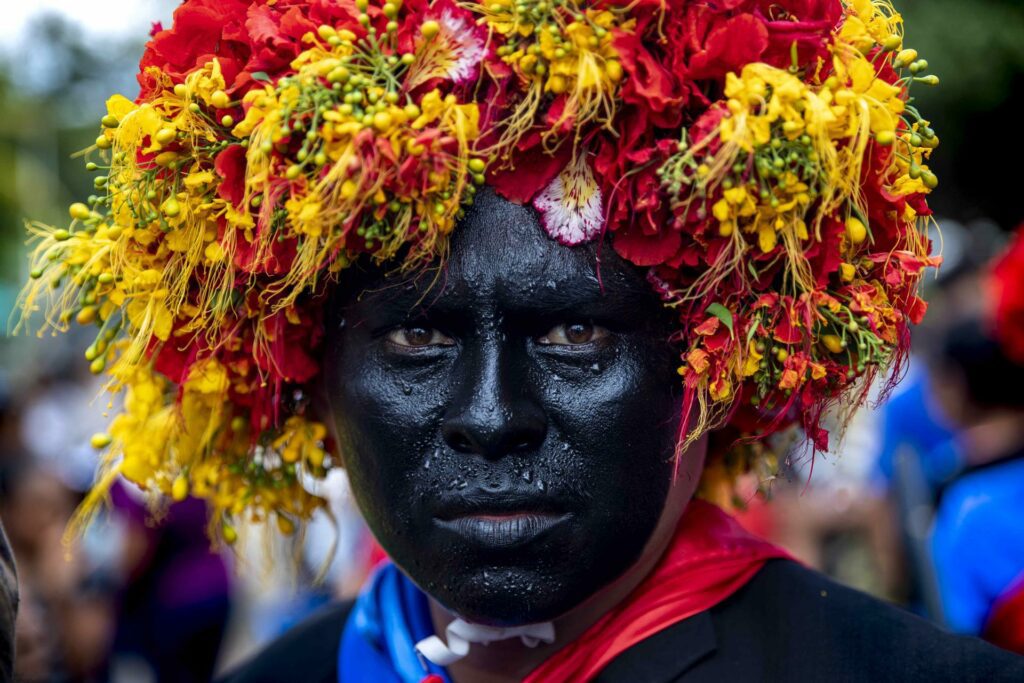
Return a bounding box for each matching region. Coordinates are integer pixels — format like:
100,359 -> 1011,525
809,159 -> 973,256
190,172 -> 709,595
323,188 -> 682,625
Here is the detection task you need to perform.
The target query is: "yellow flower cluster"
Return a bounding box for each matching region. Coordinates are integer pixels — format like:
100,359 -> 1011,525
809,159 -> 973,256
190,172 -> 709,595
716,55 -> 904,248
238,32 -> 483,306
471,0 -> 629,154
19,59 -> 239,386
70,357 -> 325,541
662,0 -> 938,304
711,174 -> 813,255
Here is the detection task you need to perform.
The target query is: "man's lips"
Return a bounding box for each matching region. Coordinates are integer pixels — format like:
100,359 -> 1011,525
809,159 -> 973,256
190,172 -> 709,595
432,492 -> 571,548
433,490 -> 568,520
434,513 -> 570,549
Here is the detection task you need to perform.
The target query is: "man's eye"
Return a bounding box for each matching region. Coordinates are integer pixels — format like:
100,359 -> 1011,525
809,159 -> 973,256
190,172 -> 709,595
386,326 -> 455,348
537,322 -> 609,346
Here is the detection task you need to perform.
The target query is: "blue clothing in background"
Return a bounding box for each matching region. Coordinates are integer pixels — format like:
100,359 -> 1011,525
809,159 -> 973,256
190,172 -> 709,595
931,454 -> 1024,634
874,366 -> 958,492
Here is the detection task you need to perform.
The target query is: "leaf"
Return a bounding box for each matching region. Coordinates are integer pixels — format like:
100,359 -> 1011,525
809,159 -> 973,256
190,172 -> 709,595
251,71 -> 271,82
746,318 -> 760,345
706,303 -> 735,338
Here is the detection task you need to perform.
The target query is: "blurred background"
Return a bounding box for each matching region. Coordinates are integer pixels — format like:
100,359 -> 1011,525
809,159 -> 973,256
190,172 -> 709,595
0,0 -> 1022,680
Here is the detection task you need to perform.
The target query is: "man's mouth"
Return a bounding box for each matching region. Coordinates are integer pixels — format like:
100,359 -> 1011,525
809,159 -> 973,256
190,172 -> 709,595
434,513 -> 571,549
433,492 -> 571,549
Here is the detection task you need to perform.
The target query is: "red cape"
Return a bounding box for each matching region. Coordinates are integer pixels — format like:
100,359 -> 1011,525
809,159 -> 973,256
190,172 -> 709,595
523,500 -> 791,682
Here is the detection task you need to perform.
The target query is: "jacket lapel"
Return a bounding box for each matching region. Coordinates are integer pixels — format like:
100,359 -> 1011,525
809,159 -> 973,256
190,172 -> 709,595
591,611 -> 717,683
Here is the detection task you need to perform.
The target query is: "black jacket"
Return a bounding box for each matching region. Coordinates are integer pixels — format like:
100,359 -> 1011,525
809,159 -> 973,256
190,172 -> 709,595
220,559 -> 1024,682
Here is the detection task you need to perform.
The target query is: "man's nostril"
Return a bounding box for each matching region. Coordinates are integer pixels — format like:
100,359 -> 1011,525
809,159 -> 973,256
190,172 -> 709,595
447,432 -> 476,454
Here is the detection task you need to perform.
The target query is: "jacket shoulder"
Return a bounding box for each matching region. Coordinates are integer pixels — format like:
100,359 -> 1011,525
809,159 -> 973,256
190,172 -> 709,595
216,601 -> 352,683
708,559 -> 1024,682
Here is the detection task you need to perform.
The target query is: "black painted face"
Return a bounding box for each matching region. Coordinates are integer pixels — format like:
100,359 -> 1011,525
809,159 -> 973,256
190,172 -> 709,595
322,188 -> 682,625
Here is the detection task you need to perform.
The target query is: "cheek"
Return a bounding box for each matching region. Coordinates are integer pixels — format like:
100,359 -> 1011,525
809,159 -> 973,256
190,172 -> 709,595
328,341 -> 448,446
323,343 -> 450,527
532,341 -> 680,528
537,344 -> 680,476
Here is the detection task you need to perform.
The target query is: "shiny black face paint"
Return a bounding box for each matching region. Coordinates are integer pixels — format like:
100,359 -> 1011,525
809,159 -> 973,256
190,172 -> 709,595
322,188 -> 682,625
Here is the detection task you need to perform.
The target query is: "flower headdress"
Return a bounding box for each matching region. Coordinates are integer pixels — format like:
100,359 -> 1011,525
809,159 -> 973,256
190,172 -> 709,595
17,0 -> 940,540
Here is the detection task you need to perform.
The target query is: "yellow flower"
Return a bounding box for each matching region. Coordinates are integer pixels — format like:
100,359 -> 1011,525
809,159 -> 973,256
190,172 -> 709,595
839,0 -> 902,53
117,268 -> 171,340
184,358 -> 230,395
710,375 -> 732,402
742,341 -> 764,377
285,194 -> 325,237
191,59 -> 228,108
272,416 -> 328,466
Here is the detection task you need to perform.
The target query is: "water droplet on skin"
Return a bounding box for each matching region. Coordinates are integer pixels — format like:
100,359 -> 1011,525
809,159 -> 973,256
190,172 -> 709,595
402,384 -> 412,395
457,479 -> 468,490
590,363 -> 602,373
536,479 -> 547,492
522,469 -> 532,483
546,280 -> 556,289
337,317 -> 347,330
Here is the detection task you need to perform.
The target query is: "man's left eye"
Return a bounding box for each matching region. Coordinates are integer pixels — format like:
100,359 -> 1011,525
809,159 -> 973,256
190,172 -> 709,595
537,322 -> 609,346
386,326 -> 455,348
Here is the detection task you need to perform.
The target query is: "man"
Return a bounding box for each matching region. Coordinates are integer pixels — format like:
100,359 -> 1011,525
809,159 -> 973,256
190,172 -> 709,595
219,189 -> 1023,682
16,0 -> 1024,680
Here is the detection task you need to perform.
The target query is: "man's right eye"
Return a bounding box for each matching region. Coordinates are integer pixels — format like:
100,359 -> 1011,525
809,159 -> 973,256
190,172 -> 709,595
386,326 -> 455,348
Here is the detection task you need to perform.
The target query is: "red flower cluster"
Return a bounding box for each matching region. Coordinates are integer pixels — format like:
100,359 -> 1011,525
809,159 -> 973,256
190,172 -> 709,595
992,228 -> 1024,365
139,0 -> 366,100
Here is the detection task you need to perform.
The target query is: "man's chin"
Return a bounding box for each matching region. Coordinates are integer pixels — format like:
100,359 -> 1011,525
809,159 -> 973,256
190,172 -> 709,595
419,564 -> 593,626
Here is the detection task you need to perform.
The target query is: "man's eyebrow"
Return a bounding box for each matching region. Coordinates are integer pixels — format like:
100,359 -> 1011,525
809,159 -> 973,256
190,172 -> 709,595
509,281 -> 644,313
351,269 -> 447,312
352,269 -> 659,322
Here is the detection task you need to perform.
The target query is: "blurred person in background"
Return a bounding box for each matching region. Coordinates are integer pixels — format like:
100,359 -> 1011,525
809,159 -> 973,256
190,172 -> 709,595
865,219 -> 1008,617
0,454 -> 115,682
927,231 -> 1024,654
0,376 -> 17,681
1,520 -> 16,683
106,481 -> 232,683
1,373 -> 115,682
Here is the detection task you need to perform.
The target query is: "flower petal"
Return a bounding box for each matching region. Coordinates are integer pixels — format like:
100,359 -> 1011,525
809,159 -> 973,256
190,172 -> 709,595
533,154 -> 604,246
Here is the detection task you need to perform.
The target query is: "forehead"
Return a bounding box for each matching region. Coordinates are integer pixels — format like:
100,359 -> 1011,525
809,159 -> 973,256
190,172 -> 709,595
447,188 -> 595,292
346,188 -> 659,316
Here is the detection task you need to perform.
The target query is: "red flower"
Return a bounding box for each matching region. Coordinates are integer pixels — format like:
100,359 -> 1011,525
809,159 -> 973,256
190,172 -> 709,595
215,145 -> 247,208
489,142 -> 570,204
683,11 -> 770,82
992,228 -> 1024,365
138,0 -> 253,99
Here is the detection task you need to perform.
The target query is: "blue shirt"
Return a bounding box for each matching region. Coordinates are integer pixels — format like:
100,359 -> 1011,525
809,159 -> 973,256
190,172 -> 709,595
931,454 -> 1024,634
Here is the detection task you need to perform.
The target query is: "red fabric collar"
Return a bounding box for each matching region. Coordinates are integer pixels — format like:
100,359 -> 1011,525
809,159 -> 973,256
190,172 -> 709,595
523,500 -> 791,683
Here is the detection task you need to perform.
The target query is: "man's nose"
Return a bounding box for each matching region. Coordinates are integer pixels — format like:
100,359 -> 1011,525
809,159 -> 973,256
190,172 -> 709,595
441,337 -> 547,460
